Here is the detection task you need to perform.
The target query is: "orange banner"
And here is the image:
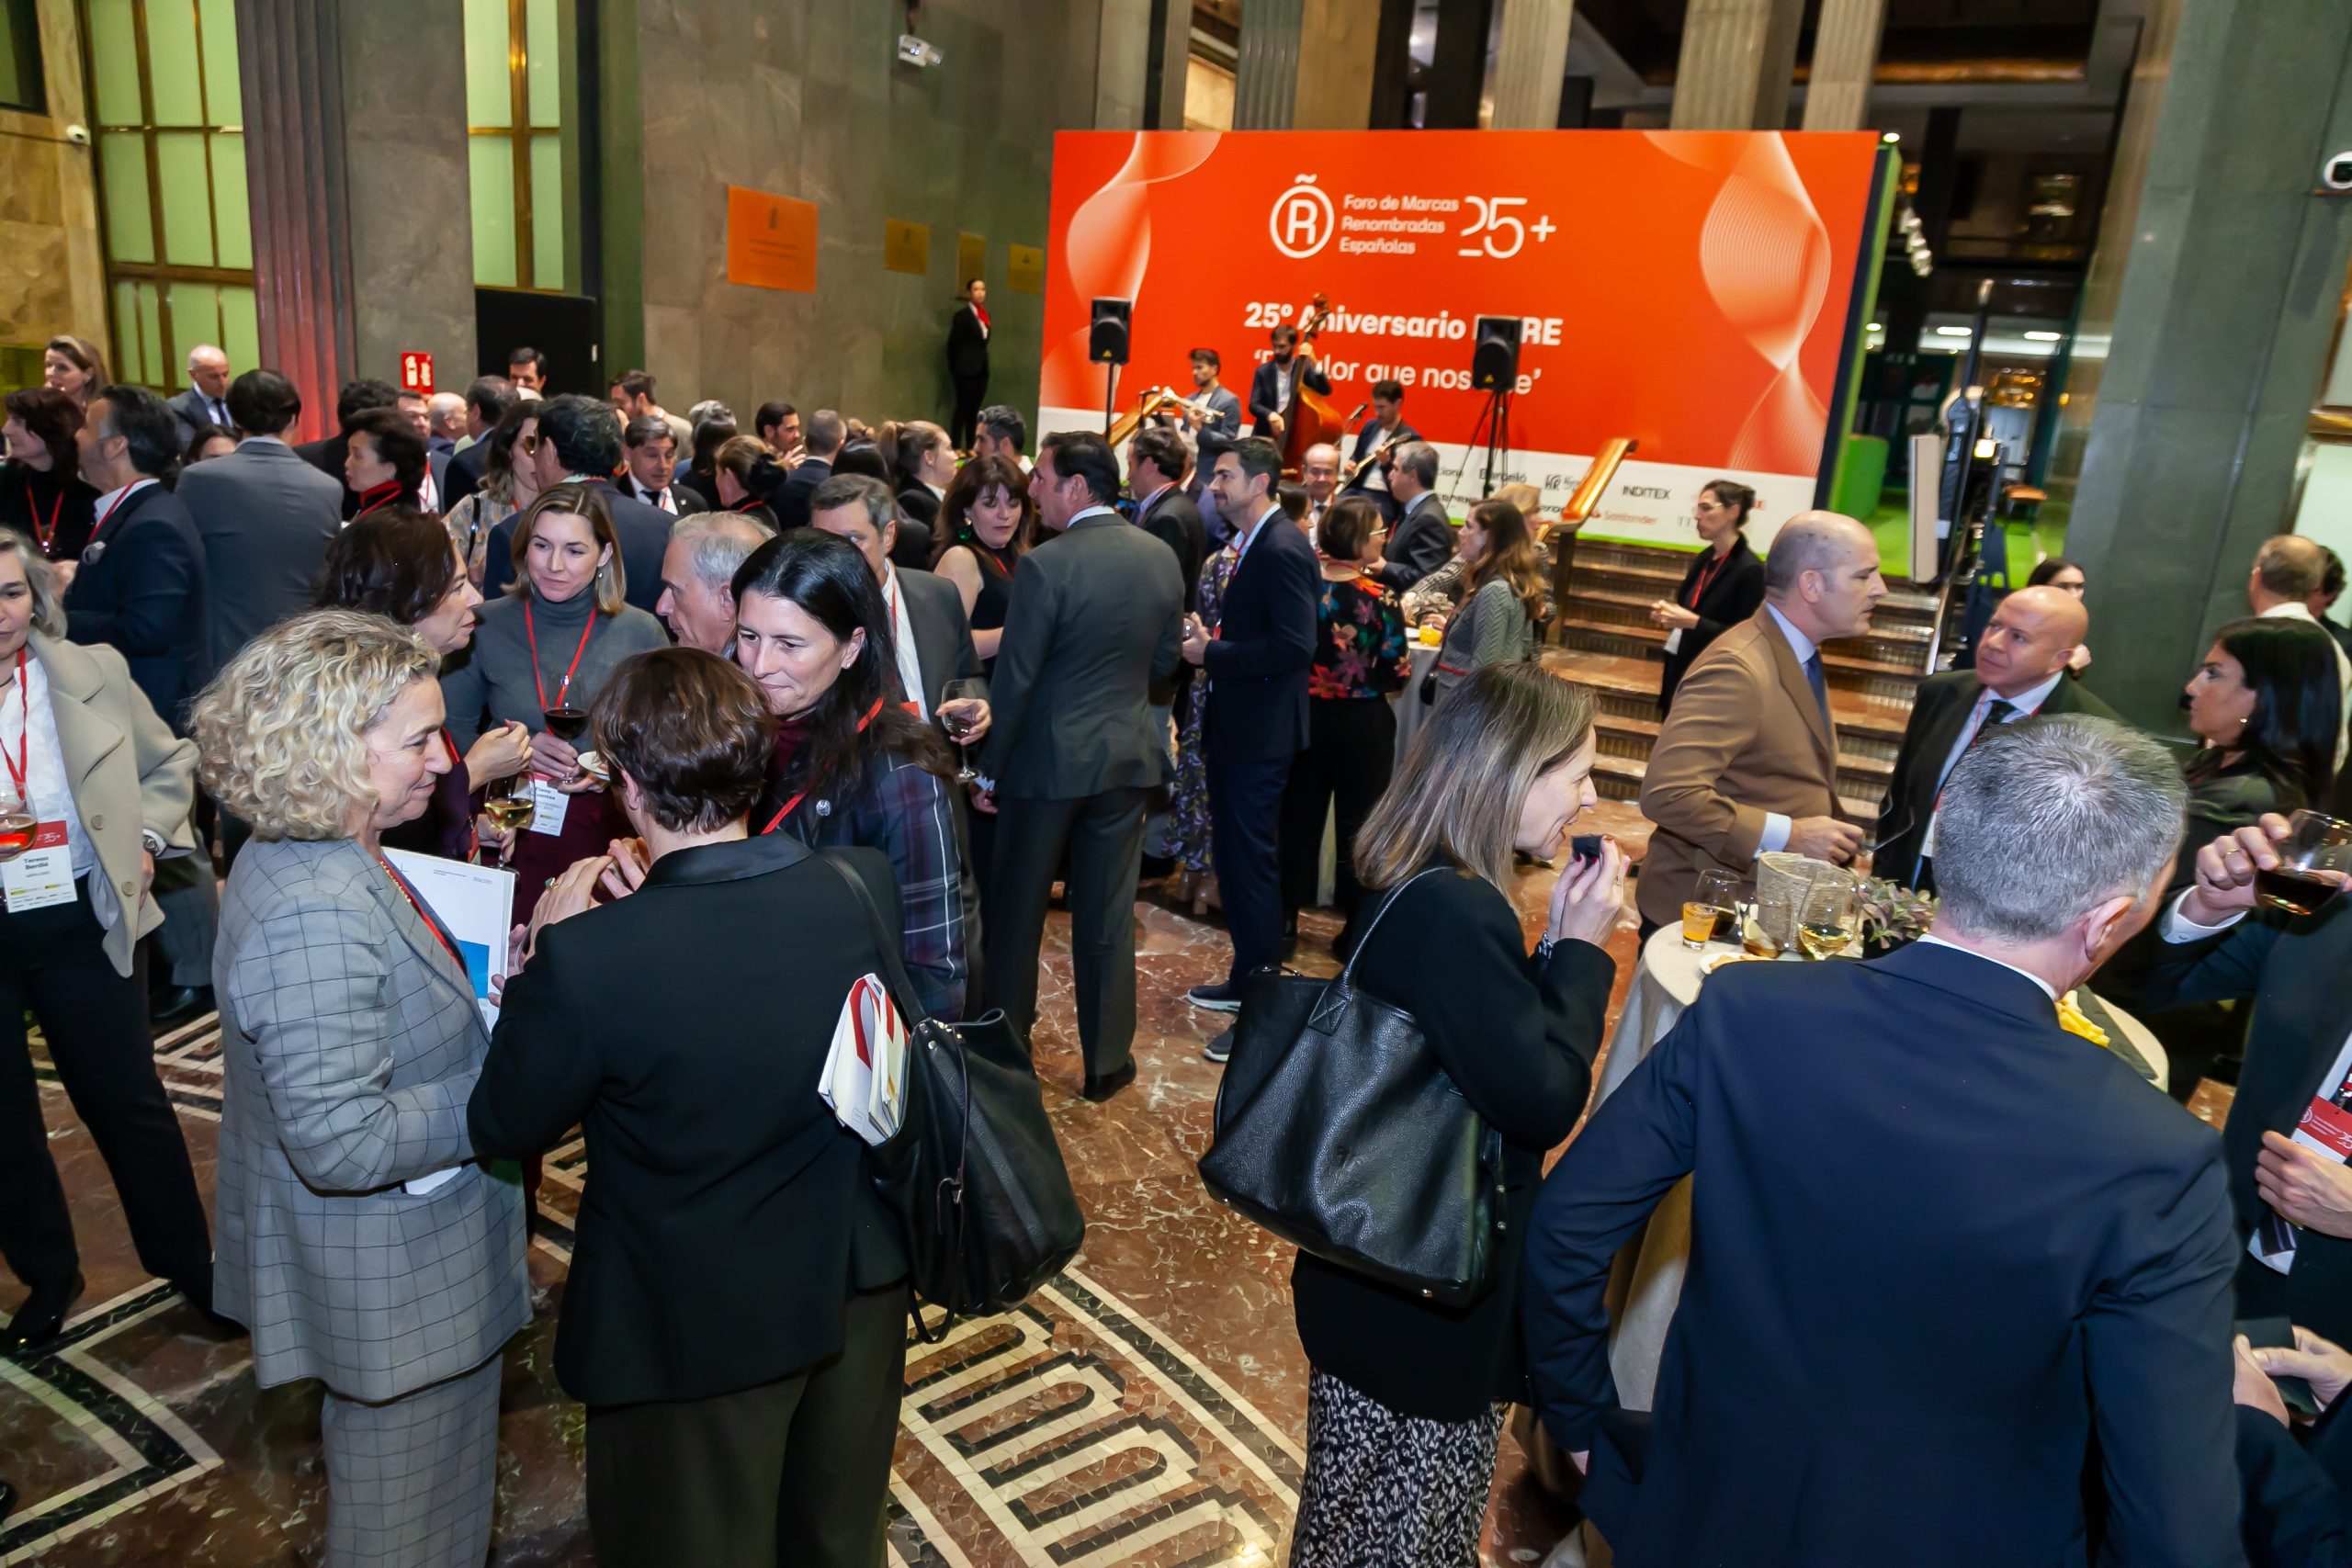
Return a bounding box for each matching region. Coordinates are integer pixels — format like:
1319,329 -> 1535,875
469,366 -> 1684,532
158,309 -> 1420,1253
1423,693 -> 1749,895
1039,130 -> 1883,547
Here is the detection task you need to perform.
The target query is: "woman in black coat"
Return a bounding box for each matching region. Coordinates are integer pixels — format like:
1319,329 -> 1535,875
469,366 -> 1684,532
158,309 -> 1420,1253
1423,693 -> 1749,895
1649,479 -> 1766,715
1286,661 -> 1626,1567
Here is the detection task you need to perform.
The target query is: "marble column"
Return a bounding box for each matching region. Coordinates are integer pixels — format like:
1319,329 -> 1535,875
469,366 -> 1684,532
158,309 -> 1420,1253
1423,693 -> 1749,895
1094,0 -> 1154,130
2045,0 -> 2352,730
1488,0 -> 1575,130
1800,0 -> 1885,132
1668,0 -> 1803,131
1233,0 -> 1380,130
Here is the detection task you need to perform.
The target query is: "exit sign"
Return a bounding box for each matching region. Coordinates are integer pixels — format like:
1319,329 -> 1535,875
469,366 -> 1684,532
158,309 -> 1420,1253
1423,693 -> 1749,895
399,352 -> 435,394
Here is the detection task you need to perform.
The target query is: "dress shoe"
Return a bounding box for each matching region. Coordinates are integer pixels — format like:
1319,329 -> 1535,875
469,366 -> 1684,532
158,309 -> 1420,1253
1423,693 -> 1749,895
1140,852 -> 1175,880
1203,1028 -> 1235,1065
1080,1061 -> 1137,1102
1186,979 -> 1247,1012
4,1271 -> 85,1353
150,984 -> 215,1031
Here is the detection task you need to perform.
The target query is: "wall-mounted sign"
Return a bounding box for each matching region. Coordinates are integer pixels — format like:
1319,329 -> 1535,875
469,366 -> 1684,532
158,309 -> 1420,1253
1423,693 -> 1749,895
1006,243 -> 1046,295
885,220 -> 931,276
726,186 -> 818,293
399,352 -> 434,395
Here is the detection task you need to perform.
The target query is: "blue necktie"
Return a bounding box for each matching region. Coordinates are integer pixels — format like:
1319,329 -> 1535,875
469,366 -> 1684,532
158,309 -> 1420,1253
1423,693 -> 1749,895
1804,651 -> 1829,725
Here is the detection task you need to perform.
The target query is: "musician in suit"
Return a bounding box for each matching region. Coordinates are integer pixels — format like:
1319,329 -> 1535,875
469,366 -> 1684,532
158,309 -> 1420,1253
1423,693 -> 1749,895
1247,326 -> 1332,443
164,344 -> 232,442
1649,479 -> 1768,714
1635,512 -> 1883,934
439,376 -> 517,513
1182,436 -> 1317,1011
1874,584 -> 2116,893
472,649 -> 912,1568
1339,378 -> 1418,523
194,611 -> 531,1568
774,409 -> 844,531
180,370 -> 346,674
1173,347 -> 1244,458
481,395 -> 673,616
946,279 -> 991,450
1525,716 -> 2241,1568
2129,813 -> 2352,1346
1375,443 -> 1455,592
616,414 -> 700,514
979,431 -> 1185,1098
292,378 -> 399,509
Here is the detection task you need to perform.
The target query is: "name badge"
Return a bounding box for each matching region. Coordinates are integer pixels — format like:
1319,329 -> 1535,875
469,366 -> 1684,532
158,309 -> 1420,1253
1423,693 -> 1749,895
2292,1097 -> 2352,1163
1,821 -> 75,912
526,775 -> 571,837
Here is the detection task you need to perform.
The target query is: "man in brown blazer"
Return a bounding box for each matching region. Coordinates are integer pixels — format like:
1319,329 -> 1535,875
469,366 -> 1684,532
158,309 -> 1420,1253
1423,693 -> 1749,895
1636,512 -> 1886,932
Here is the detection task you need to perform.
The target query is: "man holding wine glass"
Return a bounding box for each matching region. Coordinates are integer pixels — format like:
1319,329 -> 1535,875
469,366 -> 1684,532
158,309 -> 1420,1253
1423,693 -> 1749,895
807,474 -> 990,745
2136,807 -> 2352,1344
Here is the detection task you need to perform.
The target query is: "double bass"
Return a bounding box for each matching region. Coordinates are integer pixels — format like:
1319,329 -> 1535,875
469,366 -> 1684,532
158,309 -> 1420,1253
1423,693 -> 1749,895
1280,293 -> 1346,479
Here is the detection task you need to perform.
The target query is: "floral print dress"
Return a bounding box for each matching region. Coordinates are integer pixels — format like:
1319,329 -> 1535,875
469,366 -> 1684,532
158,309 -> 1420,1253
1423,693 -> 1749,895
1166,545 -> 1239,873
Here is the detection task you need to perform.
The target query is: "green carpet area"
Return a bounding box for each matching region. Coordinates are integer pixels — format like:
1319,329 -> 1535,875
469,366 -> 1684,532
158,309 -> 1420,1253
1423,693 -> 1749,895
1861,489 -> 2070,581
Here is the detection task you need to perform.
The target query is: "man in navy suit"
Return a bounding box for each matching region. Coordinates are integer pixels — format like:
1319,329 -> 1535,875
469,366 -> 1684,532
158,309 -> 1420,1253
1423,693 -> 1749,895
1522,715 -> 2243,1568
1183,436 -> 1316,1014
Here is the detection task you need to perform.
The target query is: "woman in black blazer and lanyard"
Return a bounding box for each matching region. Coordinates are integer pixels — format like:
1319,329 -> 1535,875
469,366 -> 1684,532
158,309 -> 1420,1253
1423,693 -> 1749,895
1648,479 -> 1765,715
1286,662 -> 1625,1567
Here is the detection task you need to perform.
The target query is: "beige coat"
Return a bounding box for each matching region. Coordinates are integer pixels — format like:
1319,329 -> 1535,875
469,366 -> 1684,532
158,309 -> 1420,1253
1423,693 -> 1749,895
1636,607 -> 1843,928
27,630 -> 198,976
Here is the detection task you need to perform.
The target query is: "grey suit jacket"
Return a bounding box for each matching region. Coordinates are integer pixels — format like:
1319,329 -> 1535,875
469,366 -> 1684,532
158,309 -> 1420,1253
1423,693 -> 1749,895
179,437 -> 347,671
168,387 -> 231,442
211,836 -> 530,1400
898,566 -> 986,713
980,513 -> 1185,799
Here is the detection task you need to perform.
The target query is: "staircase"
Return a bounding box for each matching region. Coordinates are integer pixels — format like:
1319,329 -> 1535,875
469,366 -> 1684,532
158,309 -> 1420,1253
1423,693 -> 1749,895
1544,538 -> 1939,821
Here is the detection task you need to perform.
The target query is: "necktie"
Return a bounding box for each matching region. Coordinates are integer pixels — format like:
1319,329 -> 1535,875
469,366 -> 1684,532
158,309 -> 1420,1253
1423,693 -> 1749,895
210,398 -> 228,427
1803,651 -> 1829,726
1967,698 -> 2018,753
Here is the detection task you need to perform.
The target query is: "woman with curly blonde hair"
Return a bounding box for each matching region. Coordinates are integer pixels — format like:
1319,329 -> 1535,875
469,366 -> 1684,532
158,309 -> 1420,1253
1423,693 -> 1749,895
192,609 -> 529,1568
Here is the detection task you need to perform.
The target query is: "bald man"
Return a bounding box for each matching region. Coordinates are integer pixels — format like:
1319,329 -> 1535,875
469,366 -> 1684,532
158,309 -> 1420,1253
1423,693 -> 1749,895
1872,584 -> 2121,893
1638,511 -> 1885,932
167,344 -> 232,440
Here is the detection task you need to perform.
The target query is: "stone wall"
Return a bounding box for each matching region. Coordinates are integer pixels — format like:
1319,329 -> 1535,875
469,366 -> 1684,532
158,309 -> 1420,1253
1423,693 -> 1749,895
0,0 -> 107,364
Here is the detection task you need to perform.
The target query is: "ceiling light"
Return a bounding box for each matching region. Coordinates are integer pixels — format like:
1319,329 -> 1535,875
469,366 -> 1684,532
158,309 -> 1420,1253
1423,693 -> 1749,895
2023,330 -> 2063,342
1935,325 -> 1973,336
1881,131 -> 1901,143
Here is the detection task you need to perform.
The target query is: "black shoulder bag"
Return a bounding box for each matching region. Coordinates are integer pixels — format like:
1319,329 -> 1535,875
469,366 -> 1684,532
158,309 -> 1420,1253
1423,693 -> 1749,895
1196,868 -> 1506,1307
820,855 -> 1086,1337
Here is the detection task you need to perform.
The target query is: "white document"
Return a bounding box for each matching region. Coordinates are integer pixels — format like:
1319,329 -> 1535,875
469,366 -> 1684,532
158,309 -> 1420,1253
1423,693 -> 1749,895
525,776 -> 571,836
820,974 -> 908,1147
381,847 -> 515,1032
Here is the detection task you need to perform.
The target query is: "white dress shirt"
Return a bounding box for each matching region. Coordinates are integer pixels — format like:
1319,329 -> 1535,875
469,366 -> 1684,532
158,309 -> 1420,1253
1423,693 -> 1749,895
881,565 -> 927,719
1916,934 -> 2057,1000
2,649 -> 96,877
1758,604 -> 1822,855
1916,669 -> 2068,865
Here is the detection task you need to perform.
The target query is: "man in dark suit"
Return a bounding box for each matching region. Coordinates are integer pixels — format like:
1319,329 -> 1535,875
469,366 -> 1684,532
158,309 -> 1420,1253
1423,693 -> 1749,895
439,376 -> 516,513
1375,442 -> 1454,592
807,474 -> 986,723
945,280 -> 990,450
1875,584 -> 2118,892
165,344 -> 232,441
2128,813 -> 2352,1347
1183,436 -> 1317,1012
2315,547 -> 2352,664
1523,716 -> 2242,1568
179,370 -> 345,673
1339,378 -> 1418,524
2237,1330 -> 2352,1563
773,409 -> 843,532
292,378 -> 399,513
617,415 -> 701,515
481,395 -> 673,616
978,431 -> 1185,1099
1247,326 -> 1331,442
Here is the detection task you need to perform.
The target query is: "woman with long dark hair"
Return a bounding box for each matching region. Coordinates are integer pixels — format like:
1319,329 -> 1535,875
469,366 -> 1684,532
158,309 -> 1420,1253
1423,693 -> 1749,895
1648,479 -> 1765,714
1426,498 -> 1545,705
446,400 -> 543,583
930,453 -> 1038,671
1,387 -> 96,561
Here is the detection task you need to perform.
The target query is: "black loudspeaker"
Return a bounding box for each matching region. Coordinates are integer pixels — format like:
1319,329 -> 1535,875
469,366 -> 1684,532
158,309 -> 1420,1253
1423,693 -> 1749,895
1090,298 -> 1133,366
1471,316 -> 1522,391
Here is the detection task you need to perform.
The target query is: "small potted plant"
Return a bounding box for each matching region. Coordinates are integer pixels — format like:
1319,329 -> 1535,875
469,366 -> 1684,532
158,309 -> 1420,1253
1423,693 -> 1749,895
1856,878 -> 1938,956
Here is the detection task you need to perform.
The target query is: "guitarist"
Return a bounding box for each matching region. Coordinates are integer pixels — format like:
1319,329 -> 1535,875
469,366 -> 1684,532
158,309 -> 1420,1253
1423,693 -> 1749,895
1340,378 -> 1419,525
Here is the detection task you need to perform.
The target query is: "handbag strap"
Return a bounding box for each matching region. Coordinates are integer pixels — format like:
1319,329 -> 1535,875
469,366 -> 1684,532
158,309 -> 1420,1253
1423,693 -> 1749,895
817,851 -> 932,1029
1307,865 -> 1447,1032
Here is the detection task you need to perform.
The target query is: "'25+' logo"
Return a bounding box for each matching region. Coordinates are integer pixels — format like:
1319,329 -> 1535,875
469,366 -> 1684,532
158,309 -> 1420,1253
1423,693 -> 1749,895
1270,176 -> 1335,260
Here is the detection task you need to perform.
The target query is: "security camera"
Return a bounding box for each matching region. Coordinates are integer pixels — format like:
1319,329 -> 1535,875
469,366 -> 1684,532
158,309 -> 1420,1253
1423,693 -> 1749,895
897,32 -> 943,67
2325,152 -> 2352,191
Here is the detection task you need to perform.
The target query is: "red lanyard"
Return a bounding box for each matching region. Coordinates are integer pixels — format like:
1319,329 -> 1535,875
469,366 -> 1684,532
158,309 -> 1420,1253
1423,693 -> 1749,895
87,482 -> 144,547
24,481 -> 62,553
2,649 -> 28,803
1686,547 -> 1732,608
523,598 -> 598,711
375,853 -> 462,966
354,481 -> 401,518
762,696 -> 884,835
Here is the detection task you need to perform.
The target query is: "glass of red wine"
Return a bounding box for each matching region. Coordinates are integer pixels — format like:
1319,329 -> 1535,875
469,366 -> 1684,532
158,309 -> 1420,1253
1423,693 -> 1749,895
2255,810 -> 2352,917
0,788 -> 35,863
542,706 -> 588,742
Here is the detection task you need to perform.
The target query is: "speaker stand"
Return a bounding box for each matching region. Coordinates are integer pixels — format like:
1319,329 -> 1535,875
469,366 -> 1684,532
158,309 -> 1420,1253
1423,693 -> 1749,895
1446,389 -> 1511,502
1101,361 -> 1122,439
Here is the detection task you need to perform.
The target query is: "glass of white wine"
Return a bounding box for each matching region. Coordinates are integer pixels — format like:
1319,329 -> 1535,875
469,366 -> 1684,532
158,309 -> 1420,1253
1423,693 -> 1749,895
1796,878 -> 1859,961
480,773 -> 535,863
0,787 -> 35,863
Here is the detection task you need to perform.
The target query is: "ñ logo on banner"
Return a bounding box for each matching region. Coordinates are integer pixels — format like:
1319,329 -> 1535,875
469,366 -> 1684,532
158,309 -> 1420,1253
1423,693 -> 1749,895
1269,175 -> 1335,260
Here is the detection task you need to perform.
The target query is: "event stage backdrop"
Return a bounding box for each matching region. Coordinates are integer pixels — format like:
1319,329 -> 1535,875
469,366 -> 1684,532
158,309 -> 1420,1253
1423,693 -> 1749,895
1038,130 -> 1889,550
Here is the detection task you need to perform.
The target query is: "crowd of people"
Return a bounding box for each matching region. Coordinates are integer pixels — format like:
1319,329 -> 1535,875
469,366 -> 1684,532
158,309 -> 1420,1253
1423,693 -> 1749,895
2,324 -> 2351,1568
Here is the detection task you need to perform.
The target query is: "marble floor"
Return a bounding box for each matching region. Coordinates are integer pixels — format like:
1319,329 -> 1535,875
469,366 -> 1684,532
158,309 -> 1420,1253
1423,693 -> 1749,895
1,799 -> 2233,1567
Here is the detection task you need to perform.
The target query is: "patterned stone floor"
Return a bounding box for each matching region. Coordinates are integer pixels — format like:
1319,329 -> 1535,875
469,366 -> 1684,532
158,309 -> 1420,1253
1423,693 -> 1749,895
1,798 -> 2233,1566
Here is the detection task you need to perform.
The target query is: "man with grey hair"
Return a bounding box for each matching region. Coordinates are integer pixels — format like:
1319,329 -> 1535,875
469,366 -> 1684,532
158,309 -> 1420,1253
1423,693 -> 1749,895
1637,510 -> 1885,932
166,344 -> 232,440
654,510 -> 773,654
2248,534 -> 2351,767
1526,714 -> 2240,1567
1374,440 -> 1453,590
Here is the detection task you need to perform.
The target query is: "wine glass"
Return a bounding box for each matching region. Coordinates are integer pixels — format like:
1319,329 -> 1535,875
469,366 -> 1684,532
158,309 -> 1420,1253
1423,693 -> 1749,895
1797,878 -> 1859,961
938,679 -> 985,785
480,773 -> 534,863
0,788 -> 35,863
2255,809 -> 2352,917
1682,868 -> 1738,949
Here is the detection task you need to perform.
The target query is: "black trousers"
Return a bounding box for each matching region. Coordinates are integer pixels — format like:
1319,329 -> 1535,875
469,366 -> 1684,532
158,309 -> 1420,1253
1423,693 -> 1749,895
585,1284 -> 909,1568
1279,699 -> 1396,936
949,375 -> 989,450
0,880 -> 211,1298
983,787 -> 1148,1079
1209,751 -> 1294,985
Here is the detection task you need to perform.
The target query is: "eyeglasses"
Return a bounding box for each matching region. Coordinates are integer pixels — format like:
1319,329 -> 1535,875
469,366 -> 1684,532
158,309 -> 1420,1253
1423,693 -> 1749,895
517,434 -> 540,455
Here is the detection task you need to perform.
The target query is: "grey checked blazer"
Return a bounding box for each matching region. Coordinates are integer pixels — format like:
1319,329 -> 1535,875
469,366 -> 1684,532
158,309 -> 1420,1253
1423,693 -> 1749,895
211,836 -> 529,1402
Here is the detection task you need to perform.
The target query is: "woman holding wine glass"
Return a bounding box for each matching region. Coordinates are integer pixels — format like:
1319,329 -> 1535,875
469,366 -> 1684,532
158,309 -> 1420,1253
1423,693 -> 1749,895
317,507 -> 535,863
0,530 -> 215,1350
439,484 -> 666,920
